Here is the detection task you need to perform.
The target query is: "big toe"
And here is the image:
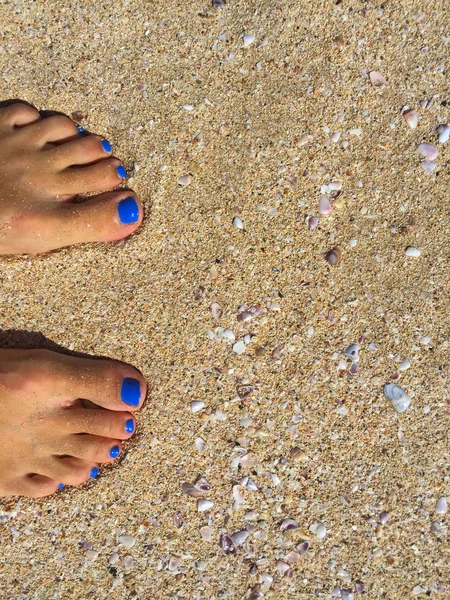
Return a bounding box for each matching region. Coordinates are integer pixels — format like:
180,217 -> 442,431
1,191 -> 143,254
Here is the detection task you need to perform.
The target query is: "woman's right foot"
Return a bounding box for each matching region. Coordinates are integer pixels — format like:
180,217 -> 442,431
0,102 -> 144,254
0,348 -> 146,498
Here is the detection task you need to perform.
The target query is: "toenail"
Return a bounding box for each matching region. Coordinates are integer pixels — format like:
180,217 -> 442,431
110,445 -> 121,459
57,483 -> 65,490
121,378 -> 141,406
77,125 -> 85,134
125,419 -> 135,434
116,165 -> 127,179
118,197 -> 139,225
101,139 -> 112,153
90,467 -> 99,478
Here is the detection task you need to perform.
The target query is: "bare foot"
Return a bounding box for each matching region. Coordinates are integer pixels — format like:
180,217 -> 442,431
0,102 -> 144,254
0,348 -> 146,497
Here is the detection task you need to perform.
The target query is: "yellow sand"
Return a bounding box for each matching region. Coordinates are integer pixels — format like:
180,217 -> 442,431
0,0 -> 449,598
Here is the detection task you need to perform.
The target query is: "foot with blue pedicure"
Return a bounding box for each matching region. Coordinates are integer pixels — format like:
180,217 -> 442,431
0,348 -> 146,498
0,102 -> 144,254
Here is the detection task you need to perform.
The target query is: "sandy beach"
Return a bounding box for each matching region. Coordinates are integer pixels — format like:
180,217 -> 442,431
0,0 -> 449,598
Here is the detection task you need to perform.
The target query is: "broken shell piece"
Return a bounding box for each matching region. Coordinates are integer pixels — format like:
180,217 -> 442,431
220,533 -> 237,554
118,535 -> 136,548
403,109 -> 418,129
222,329 -> 236,342
236,385 -> 254,399
344,343 -> 359,362
243,34 -> 255,47
168,556 -> 181,572
276,560 -> 290,573
233,484 -> 246,508
325,247 -> 342,266
290,447 -> 308,462
341,591 -> 354,600
233,340 -> 246,355
308,216 -> 319,230
241,453 -> 258,468
200,525 -> 212,541
379,511 -> 390,525
296,541 -> 310,555
284,551 -> 300,563
211,302 -> 223,323
280,518 -> 298,532
319,196 -> 333,215
417,142 -> 438,161
191,401 -> 205,413
173,512 -> 184,530
437,124 -> 450,144
399,358 -> 411,371
369,70 -> 386,87
329,181 -> 342,191
231,530 -> 249,546
405,246 -> 421,257
178,175 -> 191,186
197,499 -> 214,512
310,523 -> 327,539
435,496 -> 448,515
232,216 -> 244,229
420,161 -> 436,173
298,134 -> 313,146
383,383 -> 411,413
212,0 -> 226,8
181,482 -> 204,498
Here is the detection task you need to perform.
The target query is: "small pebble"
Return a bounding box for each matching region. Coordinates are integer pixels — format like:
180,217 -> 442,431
405,246 -> 421,257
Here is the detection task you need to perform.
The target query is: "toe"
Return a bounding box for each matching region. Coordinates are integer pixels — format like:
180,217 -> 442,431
55,435 -> 123,464
1,475 -> 59,499
43,457 -> 97,486
49,134 -> 113,169
0,103 -> 40,129
56,408 -> 136,440
2,191 -> 144,254
57,157 -> 126,194
18,114 -> 79,146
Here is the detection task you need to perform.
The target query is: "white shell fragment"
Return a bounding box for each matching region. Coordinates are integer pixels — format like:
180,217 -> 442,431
118,535 -> 136,549
308,216 -> 319,230
280,518 -> 298,532
417,143 -> 438,161
420,161 -> 436,173
232,216 -> 244,229
399,358 -> 411,371
191,401 -> 205,413
211,302 -> 223,323
197,499 -> 214,512
344,344 -> 359,362
435,496 -> 448,515
405,246 -> 421,257
243,34 -> 255,47
231,530 -> 249,545
233,340 -> 246,355
178,175 -> 191,186
383,383 -> 411,413
309,523 -> 327,539
403,109 -> 418,129
369,71 -> 386,87
437,124 -> 450,144
319,197 -> 333,215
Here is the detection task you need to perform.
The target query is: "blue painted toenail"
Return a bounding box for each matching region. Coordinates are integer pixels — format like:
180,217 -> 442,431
90,467 -> 99,478
121,378 -> 141,406
118,198 -> 139,225
110,445 -> 120,459
116,165 -> 127,179
57,483 -> 65,490
125,419 -> 135,434
101,139 -> 112,153
77,125 -> 85,134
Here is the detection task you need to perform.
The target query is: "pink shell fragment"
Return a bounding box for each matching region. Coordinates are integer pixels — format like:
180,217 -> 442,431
319,197 -> 332,215
369,71 -> 386,87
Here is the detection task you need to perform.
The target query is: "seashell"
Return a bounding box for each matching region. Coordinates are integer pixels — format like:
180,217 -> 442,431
399,358 -> 411,371
296,541 -> 310,555
403,109 -> 418,129
222,329 -> 235,342
181,482 -> 204,498
379,511 -> 389,525
195,437 -> 206,452
197,499 -> 214,512
272,345 -> 283,361
435,496 -> 448,515
298,134 -> 313,146
231,530 -> 249,545
236,385 -> 254,399
243,34 -> 255,47
290,447 -> 308,462
200,525 -> 212,541
220,533 -> 237,554
308,216 -> 319,230
109,552 -> 119,565
118,535 -> 136,549
309,523 -> 327,539
355,582 -> 365,593
212,0 -> 226,8
246,478 -> 258,491
284,550 -> 299,563
369,70 -> 386,87
420,336 -> 431,344
260,572 -> 273,584
319,196 -> 333,215
437,124 -> 450,144
241,453 -> 258,468
280,518 -> 299,532
329,181 -> 342,191
182,104 -> 194,111
383,383 -> 411,413
325,247 -> 342,266
330,132 -> 341,143
193,133 -> 203,144
211,302 -> 223,323
276,560 -> 290,573
194,476 -> 211,492
124,556 -> 133,569
173,512 -> 184,529
233,340 -> 246,355
232,216 -> 244,229
233,484 -> 246,507
191,401 -> 205,413
417,142 -> 438,161
168,556 -> 181,572
405,246 -> 421,257
420,161 -> 436,173
237,310 -> 253,323
177,175 -> 191,186
344,343 -> 359,362
341,590 -> 354,600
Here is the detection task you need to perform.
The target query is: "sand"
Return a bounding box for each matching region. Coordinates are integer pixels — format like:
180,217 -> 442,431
0,0 -> 449,598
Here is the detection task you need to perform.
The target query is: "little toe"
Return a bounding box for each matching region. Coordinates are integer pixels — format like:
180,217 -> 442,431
43,457 -> 98,487
58,157 -> 126,194
57,408 -> 136,440
12,475 -> 60,499
50,134 -> 113,170
0,103 -> 41,129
